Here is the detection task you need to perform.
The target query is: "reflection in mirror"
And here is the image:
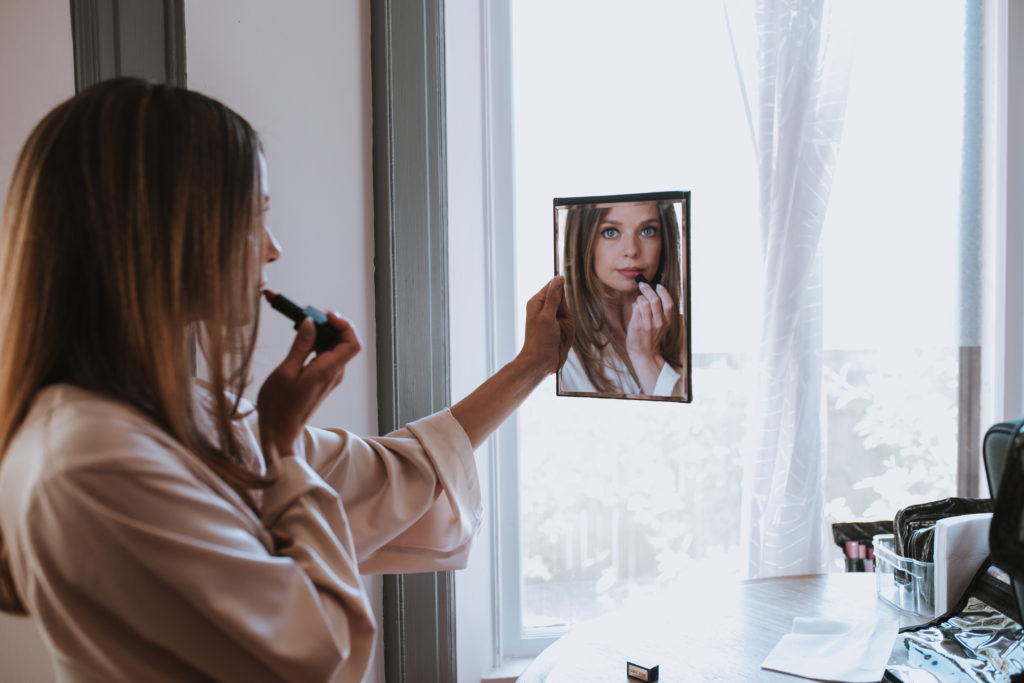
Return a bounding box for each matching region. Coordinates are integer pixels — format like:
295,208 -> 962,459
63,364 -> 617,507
555,191 -> 692,402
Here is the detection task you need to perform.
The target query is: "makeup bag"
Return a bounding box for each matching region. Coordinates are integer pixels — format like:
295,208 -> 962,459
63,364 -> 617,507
894,497 -> 993,564
883,418 -> 1024,682
883,560 -> 1024,682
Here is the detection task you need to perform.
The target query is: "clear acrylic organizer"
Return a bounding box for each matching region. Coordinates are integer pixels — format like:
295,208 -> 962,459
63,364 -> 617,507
873,533 -> 935,617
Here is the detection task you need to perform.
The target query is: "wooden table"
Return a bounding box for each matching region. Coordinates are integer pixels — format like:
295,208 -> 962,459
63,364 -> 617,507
517,573 -> 928,682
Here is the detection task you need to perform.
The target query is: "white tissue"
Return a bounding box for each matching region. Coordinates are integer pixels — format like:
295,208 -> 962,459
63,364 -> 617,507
933,512 -> 991,614
761,615 -> 900,682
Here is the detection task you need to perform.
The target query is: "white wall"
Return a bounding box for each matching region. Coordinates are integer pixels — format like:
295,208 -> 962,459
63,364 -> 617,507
0,0 -> 75,216
0,1 -> 380,681
184,0 -> 377,432
184,1 -> 381,681
0,3 -> 74,680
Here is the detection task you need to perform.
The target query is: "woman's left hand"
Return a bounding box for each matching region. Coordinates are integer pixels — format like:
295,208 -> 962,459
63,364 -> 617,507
257,312 -> 362,462
625,282 -> 674,393
517,277 -> 574,378
450,277 -> 574,450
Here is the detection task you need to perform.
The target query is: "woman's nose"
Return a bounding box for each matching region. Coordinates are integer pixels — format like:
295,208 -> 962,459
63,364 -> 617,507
263,226 -> 282,264
622,235 -> 640,256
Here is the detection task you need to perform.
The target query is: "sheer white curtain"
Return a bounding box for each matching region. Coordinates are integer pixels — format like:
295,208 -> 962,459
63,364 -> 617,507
732,0 -> 854,578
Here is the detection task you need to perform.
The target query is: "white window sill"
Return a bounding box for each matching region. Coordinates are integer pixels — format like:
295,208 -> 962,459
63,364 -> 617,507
481,657 -> 534,683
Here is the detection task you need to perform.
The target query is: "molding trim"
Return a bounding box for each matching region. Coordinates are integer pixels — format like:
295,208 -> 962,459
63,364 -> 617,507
69,0 -> 186,90
70,0 -> 115,90
371,0 -> 454,681
163,0 -> 186,87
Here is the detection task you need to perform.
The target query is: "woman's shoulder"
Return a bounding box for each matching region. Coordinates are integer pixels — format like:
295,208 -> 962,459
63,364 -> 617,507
7,384 -> 190,481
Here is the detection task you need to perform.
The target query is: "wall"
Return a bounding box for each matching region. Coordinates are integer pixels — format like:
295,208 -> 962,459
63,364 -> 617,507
0,3 -> 74,680
0,1 -> 380,680
184,1 -> 380,680
0,1 -> 74,210
184,0 -> 377,431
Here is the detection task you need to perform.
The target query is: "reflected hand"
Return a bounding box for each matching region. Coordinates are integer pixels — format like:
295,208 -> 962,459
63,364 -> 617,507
625,282 -> 674,393
518,277 -> 574,377
257,312 -> 361,461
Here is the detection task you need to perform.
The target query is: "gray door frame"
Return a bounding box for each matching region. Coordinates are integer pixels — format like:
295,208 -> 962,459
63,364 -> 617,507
371,1 -> 456,681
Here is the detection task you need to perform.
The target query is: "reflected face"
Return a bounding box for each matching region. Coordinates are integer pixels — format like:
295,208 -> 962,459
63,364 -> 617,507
592,202 -> 662,293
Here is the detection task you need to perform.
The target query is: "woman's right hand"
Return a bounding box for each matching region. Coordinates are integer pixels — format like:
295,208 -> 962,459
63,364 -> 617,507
625,282 -> 674,393
257,313 -> 361,461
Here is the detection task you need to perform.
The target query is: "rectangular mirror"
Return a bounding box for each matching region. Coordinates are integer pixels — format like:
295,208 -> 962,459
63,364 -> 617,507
555,191 -> 692,402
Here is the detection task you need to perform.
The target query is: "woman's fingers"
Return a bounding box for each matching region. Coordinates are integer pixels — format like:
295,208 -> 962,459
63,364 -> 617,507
257,312 -> 363,457
279,318 -> 317,375
635,283 -> 663,329
556,288 -> 573,366
654,283 -> 675,315
519,277 -> 572,374
526,277 -> 559,318
321,312 -> 362,364
632,297 -> 651,328
540,277 -> 564,316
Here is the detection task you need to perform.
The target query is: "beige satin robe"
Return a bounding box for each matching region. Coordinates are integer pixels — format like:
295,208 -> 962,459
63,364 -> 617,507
0,383 -> 480,682
559,346 -> 683,397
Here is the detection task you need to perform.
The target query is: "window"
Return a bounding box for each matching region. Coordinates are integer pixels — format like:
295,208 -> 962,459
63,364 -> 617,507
447,0 -> 1024,668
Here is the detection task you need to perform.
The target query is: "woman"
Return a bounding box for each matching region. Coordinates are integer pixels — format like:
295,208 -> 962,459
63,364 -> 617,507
0,78 -> 571,681
560,200 -> 686,398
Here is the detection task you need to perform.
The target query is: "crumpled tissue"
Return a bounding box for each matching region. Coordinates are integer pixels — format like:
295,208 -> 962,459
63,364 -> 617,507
761,616 -> 900,682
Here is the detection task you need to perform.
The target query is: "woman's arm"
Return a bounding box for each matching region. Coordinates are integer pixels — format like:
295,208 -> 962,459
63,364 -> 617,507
254,278 -> 572,574
258,277 -> 572,457
450,277 -> 573,449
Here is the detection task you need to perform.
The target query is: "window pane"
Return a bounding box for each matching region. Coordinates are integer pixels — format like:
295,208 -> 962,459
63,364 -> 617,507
511,0 -> 978,634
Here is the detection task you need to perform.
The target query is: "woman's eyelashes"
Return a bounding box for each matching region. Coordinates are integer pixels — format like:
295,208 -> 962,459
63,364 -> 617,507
598,223 -> 661,239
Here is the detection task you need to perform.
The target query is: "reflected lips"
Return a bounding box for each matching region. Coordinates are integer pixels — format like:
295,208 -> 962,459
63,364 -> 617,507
618,268 -> 642,279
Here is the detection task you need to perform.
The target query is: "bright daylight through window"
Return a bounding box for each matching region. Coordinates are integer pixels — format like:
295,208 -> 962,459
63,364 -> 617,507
504,0 -> 996,650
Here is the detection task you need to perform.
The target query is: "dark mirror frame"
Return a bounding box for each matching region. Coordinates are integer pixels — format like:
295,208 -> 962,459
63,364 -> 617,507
554,190 -> 692,403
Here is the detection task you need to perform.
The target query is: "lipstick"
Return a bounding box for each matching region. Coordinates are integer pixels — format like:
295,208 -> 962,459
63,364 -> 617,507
634,273 -> 650,286
262,289 -> 342,353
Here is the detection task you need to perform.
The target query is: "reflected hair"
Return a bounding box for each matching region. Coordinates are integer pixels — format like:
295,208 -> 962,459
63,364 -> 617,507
0,78 -> 269,615
563,201 -> 684,393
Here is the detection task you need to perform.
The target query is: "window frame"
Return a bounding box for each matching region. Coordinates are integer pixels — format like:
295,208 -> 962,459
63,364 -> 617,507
451,0 -> 1024,665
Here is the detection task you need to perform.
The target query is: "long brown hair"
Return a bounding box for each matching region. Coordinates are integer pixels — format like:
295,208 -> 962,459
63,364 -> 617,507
563,200 -> 684,393
0,78 -> 270,614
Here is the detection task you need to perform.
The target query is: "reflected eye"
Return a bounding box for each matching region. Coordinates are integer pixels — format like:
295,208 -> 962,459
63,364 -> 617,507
600,227 -> 619,238
640,225 -> 659,238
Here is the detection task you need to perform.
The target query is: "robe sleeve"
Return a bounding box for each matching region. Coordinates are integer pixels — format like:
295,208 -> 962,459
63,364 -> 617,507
298,408 -> 482,574
652,361 -> 684,397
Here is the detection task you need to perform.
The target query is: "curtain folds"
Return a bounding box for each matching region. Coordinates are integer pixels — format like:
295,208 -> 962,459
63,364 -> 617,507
736,0 -> 853,578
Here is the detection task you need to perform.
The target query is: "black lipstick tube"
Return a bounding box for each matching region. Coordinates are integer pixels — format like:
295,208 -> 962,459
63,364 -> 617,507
263,289 -> 342,353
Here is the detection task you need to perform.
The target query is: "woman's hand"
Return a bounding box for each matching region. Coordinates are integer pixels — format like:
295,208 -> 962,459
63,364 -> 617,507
516,277 -> 574,379
451,277 -> 574,450
257,312 -> 361,461
625,281 -> 674,394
